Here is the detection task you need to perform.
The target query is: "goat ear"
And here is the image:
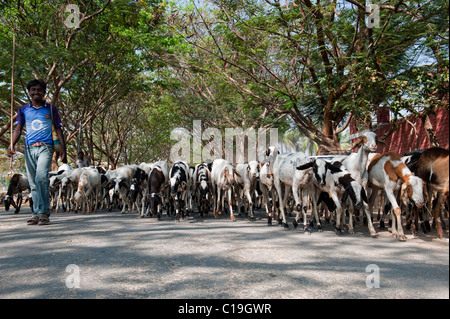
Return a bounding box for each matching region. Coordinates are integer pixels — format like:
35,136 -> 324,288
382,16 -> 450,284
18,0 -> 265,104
354,136 -> 365,147
297,161 -> 314,170
326,162 -> 342,174
361,188 -> 368,203
400,183 -> 411,202
265,148 -> 270,156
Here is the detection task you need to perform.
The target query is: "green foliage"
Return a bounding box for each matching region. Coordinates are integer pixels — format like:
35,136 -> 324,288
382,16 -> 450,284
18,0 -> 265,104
0,0 -> 183,165
1,0 -> 447,162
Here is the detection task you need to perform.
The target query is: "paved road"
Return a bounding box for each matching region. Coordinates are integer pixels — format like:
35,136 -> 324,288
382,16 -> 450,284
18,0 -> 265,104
0,206 -> 448,299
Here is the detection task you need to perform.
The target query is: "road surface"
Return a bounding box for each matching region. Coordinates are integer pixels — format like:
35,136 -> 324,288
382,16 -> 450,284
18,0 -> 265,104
0,206 -> 448,300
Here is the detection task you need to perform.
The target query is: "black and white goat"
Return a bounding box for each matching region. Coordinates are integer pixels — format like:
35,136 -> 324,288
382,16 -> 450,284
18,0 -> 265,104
2,173 -> 32,214
103,169 -> 119,211
129,166 -> 149,214
297,160 -> 371,235
193,162 -> 213,217
293,158 -> 328,232
169,161 -> 190,221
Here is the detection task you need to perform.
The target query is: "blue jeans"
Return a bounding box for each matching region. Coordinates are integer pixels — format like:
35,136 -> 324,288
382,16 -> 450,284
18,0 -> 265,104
24,144 -> 53,217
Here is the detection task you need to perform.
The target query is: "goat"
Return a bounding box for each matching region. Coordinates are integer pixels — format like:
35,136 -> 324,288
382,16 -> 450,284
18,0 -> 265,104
233,161 -> 259,220
296,159 -> 371,235
49,166 -> 74,213
272,149 -> 310,230
211,158 -> 235,221
136,162 -> 155,215
103,169 -> 118,211
113,165 -> 138,214
145,161 -> 169,219
2,173 -> 32,214
368,152 -> 425,241
73,168 -> 102,214
294,158 -> 328,232
169,161 -> 190,221
324,161 -> 369,235
259,161 -> 277,225
261,147 -> 280,222
193,162 -> 213,217
59,168 -> 85,213
49,172 -> 65,212
129,167 -> 149,214
410,147 -> 449,239
341,132 -> 377,224
341,132 -> 378,188
188,166 -> 196,215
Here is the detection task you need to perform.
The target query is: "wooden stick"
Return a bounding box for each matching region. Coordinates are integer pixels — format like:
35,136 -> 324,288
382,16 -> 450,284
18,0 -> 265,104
10,32 -> 15,169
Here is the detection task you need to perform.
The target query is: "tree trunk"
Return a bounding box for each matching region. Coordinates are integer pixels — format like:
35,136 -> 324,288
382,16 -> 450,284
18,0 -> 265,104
319,107 -> 342,154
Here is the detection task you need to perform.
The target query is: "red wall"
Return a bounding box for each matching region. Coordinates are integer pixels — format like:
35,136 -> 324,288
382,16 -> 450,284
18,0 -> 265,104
374,107 -> 449,155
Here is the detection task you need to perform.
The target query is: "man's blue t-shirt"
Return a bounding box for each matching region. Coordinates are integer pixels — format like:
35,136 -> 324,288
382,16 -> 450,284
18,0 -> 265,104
15,103 -> 63,146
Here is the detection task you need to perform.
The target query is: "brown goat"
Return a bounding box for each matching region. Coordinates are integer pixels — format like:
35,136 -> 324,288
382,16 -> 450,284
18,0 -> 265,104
413,147 -> 449,239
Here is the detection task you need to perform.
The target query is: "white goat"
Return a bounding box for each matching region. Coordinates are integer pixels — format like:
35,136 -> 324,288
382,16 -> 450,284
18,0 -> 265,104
234,161 -> 260,220
114,165 -> 138,214
341,132 -> 378,188
211,159 -> 235,221
73,168 -> 102,214
272,148 -> 310,230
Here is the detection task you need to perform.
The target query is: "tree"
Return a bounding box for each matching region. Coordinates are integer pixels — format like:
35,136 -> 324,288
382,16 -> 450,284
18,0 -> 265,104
164,0 -> 448,153
0,0 -> 174,166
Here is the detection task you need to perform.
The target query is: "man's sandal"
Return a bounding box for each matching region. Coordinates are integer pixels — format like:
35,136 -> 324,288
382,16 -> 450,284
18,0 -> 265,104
38,215 -> 50,225
27,216 -> 39,225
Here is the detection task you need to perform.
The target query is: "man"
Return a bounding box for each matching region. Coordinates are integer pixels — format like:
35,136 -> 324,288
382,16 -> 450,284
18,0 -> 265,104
7,79 -> 67,225
76,151 -> 90,168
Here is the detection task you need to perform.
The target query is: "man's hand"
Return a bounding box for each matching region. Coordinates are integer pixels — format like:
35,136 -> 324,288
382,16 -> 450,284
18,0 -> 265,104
7,145 -> 15,157
60,148 -> 67,164
8,124 -> 23,158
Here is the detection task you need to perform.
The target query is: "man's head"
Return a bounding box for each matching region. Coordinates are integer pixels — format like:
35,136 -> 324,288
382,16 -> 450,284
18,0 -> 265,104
78,152 -> 84,160
27,79 -> 46,103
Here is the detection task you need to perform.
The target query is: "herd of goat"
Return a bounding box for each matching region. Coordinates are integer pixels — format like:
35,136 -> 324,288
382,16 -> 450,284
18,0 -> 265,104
2,132 -> 449,241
